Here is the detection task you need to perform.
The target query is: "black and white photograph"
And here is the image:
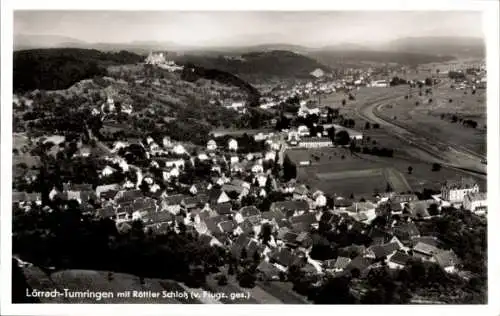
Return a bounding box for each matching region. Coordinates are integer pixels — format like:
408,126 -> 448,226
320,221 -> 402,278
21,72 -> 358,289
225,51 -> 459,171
1,0 -> 499,314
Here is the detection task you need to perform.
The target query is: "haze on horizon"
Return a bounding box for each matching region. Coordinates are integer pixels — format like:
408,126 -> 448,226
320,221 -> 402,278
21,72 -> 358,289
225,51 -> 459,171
14,11 -> 484,47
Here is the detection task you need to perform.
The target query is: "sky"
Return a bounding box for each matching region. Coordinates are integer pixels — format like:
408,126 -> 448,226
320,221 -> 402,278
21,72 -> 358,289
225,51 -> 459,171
14,11 -> 484,47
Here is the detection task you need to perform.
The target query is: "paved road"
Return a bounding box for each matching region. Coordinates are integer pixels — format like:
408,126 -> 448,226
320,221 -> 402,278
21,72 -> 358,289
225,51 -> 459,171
353,93 -> 486,178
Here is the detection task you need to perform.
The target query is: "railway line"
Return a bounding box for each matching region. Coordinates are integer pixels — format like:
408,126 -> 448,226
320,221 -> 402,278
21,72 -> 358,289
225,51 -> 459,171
353,92 -> 486,178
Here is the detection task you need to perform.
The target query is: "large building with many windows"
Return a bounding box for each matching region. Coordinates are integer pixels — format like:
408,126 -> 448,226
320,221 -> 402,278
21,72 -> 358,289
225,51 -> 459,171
441,177 -> 480,204
297,137 -> 333,148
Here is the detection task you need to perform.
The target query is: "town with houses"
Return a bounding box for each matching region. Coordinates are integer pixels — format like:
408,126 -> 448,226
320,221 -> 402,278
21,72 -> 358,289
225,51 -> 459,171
9,11 -> 489,305
12,51 -> 488,304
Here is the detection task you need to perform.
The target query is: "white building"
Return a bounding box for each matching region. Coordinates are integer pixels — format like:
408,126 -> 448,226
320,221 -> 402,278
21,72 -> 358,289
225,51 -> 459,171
207,139 -> 217,151
297,125 -> 310,137
228,138 -> 238,151
101,165 -> 116,177
163,136 -> 173,148
441,178 -> 480,204
172,144 -> 186,155
463,192 -> 487,214
298,137 -> 333,148
370,80 -> 389,88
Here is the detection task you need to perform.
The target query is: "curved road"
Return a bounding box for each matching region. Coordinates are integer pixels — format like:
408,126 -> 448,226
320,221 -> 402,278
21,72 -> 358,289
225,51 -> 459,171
354,92 -> 486,178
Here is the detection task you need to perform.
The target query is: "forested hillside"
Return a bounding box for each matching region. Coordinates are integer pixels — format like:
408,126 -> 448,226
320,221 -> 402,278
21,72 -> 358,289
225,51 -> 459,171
13,48 -> 144,92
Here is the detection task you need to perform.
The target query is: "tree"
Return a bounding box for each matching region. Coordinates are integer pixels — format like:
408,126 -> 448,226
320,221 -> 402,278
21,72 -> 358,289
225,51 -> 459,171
283,156 -> 297,181
238,268 -> 256,288
327,126 -> 336,143
364,122 -> 371,130
431,163 -> 442,172
342,99 -> 346,106
408,166 -> 413,174
260,223 -> 272,245
335,130 -> 350,146
217,274 -> 228,286
385,182 -> 393,193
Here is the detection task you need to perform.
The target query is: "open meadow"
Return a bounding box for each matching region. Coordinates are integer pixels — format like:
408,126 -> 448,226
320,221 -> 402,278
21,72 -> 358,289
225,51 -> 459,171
287,147 -> 485,199
377,81 -> 486,156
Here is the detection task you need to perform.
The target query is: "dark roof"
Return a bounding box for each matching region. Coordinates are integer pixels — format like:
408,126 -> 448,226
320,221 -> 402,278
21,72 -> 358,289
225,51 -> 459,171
369,242 -> 400,259
218,220 -> 236,233
290,212 -> 316,226
238,220 -> 255,235
182,196 -> 199,208
214,203 -> 232,215
346,256 -> 372,272
204,218 -> 221,234
146,211 -> 174,225
222,184 -> 244,194
235,234 -> 252,247
198,234 -> 213,245
262,210 -> 285,222
116,190 -> 143,203
413,242 -> 440,256
389,251 -> 411,266
282,231 -> 300,245
197,194 -> 209,205
64,183 -> 93,192
96,205 -> 115,219
434,250 -> 460,268
394,222 -> 420,238
239,206 -> 261,218
271,200 -> 309,212
390,194 -> 419,203
100,190 -> 119,200
273,248 -> 295,267
410,236 -> 441,248
164,194 -> 186,206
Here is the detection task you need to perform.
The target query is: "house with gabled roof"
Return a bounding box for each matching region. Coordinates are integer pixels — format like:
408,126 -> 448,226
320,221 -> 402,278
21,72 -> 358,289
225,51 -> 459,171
387,250 -> 412,270
346,256 -> 372,278
364,242 -> 401,260
412,241 -> 441,262
235,206 -> 261,223
393,222 -> 420,243
208,188 -> 231,205
214,203 -> 232,216
96,183 -> 120,198
63,183 -> 95,203
161,194 -> 186,215
434,250 -> 460,273
332,256 -> 352,272
270,247 -> 296,268
189,181 -> 211,195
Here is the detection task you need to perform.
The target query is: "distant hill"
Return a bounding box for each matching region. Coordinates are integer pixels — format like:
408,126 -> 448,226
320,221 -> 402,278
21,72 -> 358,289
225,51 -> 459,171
14,34 -> 87,50
13,48 -> 143,92
383,36 -> 485,58
173,50 -> 330,80
308,50 -> 456,68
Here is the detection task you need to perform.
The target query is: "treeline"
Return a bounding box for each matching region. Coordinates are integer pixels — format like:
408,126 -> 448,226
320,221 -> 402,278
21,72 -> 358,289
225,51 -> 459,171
440,114 -> 479,129
13,48 -> 143,92
12,203 -> 225,288
178,50 -> 329,80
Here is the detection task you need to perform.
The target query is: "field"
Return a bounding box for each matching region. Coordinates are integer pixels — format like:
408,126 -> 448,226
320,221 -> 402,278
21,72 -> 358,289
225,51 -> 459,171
287,147 -> 485,198
377,80 -> 486,156
12,133 -> 40,175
